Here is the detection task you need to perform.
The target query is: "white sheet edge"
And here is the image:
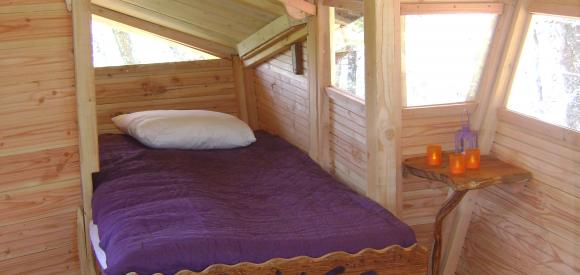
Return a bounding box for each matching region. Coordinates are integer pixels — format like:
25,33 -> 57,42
89,221 -> 108,270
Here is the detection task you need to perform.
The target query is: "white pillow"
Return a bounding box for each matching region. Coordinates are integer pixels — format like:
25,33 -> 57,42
112,110 -> 256,150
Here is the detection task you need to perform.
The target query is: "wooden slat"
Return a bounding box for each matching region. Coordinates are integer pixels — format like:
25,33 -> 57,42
0,244 -> 80,274
498,109 -> 580,149
0,179 -> 81,227
0,212 -> 76,261
0,146 -> 80,193
0,10 -> 72,42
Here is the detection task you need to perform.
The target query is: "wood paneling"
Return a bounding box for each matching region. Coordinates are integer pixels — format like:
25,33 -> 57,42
458,114 -> 580,274
327,88 -> 368,194
95,60 -> 240,134
0,1 -> 82,271
254,45 -> 310,152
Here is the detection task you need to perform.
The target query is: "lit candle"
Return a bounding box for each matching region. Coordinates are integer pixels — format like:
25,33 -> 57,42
465,148 -> 480,170
449,153 -> 466,175
426,145 -> 442,166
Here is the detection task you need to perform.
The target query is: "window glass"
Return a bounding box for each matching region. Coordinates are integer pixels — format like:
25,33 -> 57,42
507,14 -> 579,131
91,15 -> 218,67
333,8 -> 365,99
403,14 -> 497,106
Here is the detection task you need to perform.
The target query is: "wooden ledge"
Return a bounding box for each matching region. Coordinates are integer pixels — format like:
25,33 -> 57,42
403,154 -> 532,191
325,86 -> 365,114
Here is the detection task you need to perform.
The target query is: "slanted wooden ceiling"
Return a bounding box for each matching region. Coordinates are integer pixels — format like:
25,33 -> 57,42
91,0 -> 287,49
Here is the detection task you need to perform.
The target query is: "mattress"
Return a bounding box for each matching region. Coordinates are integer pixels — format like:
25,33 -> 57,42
89,221 -> 107,270
92,132 -> 416,275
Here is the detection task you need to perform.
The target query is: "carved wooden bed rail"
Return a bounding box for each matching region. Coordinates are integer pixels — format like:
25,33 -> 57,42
126,245 -> 428,275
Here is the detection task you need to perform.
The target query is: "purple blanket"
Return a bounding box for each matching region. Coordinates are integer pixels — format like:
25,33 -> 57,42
93,132 -> 416,275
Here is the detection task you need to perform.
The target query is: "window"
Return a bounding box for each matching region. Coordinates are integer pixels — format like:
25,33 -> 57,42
403,14 -> 498,106
507,14 -> 579,131
91,15 -> 218,67
333,8 -> 365,99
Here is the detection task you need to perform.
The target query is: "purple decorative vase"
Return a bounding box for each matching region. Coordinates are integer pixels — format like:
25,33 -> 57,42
454,110 -> 477,153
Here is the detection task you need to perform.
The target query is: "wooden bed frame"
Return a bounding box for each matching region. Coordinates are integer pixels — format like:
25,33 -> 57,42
77,209 -> 428,275
129,245 -> 428,275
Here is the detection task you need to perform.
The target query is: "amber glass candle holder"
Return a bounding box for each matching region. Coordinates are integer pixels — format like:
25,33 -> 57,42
465,148 -> 481,170
449,153 -> 466,175
426,145 -> 442,167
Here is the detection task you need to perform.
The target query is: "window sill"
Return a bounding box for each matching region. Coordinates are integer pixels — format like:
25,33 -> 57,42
498,108 -> 580,148
325,86 -> 366,115
403,102 -> 478,119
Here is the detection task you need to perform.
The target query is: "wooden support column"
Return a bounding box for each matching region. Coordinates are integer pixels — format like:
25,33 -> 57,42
72,0 -> 99,274
440,1 -> 529,274
244,69 -> 259,130
307,1 -> 332,169
478,0 -> 530,153
232,56 -> 250,124
364,0 -> 402,215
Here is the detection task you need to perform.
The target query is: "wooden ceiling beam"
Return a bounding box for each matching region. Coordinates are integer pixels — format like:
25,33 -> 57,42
236,0 -> 287,15
243,26 -> 308,67
91,5 -> 236,59
237,15 -> 307,59
279,0 -> 317,19
323,0 -> 363,12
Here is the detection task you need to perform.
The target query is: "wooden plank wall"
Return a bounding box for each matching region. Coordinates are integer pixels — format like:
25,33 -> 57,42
94,60 -> 239,134
457,111 -> 579,274
254,43 -> 310,152
400,103 -> 477,249
327,90 -> 368,194
0,0 -> 82,273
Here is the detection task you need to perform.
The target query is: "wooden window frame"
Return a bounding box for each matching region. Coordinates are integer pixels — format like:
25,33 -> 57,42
400,2 -> 504,108
326,5 -> 367,101
502,7 -> 580,133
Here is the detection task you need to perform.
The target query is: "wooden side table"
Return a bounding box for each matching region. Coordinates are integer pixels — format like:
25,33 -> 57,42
403,154 -> 532,275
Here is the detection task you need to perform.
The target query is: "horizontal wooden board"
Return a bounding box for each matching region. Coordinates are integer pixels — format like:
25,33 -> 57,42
0,243 -> 79,274
0,9 -> 72,42
0,211 -> 76,261
0,179 -> 81,227
0,146 -> 80,193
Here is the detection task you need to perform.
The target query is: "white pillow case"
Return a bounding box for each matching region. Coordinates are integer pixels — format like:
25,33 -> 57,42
112,110 -> 256,150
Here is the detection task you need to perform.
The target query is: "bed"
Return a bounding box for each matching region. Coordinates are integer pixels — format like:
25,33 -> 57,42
90,131 -> 427,275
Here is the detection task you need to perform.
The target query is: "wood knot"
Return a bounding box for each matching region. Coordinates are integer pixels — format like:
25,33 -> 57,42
385,129 -> 395,140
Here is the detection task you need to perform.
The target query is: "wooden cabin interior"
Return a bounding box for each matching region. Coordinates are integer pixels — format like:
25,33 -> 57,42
0,0 -> 578,274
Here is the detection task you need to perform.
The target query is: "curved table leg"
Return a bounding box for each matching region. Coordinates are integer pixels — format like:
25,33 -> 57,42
429,190 -> 467,275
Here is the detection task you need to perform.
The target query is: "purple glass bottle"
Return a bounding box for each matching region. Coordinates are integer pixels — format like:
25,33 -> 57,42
455,110 -> 477,153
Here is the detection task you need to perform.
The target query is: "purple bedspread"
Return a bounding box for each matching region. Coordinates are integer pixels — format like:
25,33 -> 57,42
93,132 -> 416,275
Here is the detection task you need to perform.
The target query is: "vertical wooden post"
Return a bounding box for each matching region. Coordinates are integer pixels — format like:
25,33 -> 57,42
478,0 -> 530,153
291,42 -> 304,75
364,0 -> 403,215
232,55 -> 250,124
72,0 -> 98,274
244,68 -> 259,130
307,0 -> 332,169
441,1 -> 530,274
